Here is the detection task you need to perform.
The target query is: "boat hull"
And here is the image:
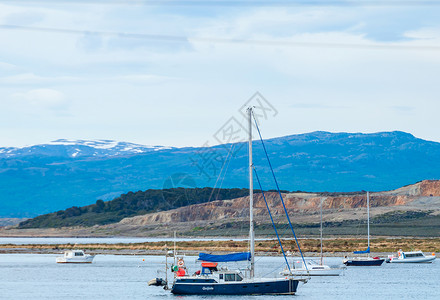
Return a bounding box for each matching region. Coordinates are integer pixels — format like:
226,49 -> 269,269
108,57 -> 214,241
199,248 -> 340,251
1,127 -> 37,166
292,269 -> 343,276
387,256 -> 436,263
56,256 -> 95,263
171,278 -> 299,295
344,259 -> 384,266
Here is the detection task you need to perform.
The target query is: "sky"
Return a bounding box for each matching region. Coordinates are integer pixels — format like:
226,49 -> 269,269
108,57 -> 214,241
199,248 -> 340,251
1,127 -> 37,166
0,0 -> 440,148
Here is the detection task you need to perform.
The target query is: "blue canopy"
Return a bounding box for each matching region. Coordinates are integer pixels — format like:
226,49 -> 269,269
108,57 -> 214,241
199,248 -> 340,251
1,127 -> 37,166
198,252 -> 251,262
354,247 -> 370,254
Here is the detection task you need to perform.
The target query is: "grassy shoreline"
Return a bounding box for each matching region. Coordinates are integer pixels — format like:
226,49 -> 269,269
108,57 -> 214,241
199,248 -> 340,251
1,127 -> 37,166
1,238 -> 438,256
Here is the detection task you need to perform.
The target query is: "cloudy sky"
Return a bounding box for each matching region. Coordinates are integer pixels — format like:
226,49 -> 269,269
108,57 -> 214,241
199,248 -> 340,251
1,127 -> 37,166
0,0 -> 439,148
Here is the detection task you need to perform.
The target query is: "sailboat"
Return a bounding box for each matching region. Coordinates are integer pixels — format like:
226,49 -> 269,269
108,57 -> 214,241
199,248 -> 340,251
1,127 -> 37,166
170,107 -> 308,295
286,198 -> 345,276
343,191 -> 384,266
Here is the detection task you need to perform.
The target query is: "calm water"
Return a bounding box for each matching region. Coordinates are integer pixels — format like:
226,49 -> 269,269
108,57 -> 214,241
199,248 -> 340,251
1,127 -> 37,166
0,254 -> 438,299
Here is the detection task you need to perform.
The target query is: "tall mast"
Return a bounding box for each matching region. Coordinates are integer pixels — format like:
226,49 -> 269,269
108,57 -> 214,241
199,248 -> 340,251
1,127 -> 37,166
320,198 -> 323,266
173,231 -> 177,265
248,107 -> 255,278
367,191 -> 370,254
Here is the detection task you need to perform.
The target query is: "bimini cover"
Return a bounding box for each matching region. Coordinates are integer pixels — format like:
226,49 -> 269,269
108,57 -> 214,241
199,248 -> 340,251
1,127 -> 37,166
354,247 -> 370,254
198,252 -> 251,262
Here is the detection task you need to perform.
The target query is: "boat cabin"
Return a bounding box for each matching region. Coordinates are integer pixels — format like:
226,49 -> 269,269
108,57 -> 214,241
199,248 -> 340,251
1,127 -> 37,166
64,250 -> 85,257
399,251 -> 424,259
201,262 -> 218,275
217,271 -> 244,282
200,262 -> 244,282
175,262 -> 244,285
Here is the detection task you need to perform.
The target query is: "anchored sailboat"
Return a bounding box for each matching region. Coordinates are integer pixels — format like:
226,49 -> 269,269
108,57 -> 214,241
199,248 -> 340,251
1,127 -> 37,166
343,191 -> 384,266
170,107 -> 308,295
286,198 -> 345,276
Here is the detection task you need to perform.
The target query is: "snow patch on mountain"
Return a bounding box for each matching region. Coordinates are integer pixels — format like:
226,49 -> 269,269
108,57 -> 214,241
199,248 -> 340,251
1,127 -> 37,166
49,139 -> 120,149
0,139 -> 173,158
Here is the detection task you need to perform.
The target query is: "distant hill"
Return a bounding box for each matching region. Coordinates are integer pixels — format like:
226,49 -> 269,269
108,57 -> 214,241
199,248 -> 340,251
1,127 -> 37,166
17,187 -> 251,228
2,131 -> 440,217
113,180 -> 440,237
119,180 -> 440,226
0,218 -> 27,227
15,180 -> 440,238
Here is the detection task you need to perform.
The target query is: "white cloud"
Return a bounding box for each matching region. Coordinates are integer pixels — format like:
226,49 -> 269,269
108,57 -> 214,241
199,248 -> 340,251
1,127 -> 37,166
11,88 -> 67,110
404,27 -> 440,41
0,61 -> 19,71
0,73 -> 177,85
0,2 -> 439,148
0,73 -> 75,85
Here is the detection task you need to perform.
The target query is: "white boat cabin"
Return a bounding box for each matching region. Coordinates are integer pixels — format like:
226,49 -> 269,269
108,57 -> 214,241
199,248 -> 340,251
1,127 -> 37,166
398,251 -> 424,259
64,250 -> 86,258
56,249 -> 95,263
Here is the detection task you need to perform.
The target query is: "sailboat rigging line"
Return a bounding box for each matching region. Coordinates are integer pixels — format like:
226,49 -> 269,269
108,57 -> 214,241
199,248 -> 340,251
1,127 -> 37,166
253,167 -> 291,273
215,143 -> 235,200
252,112 -> 308,271
209,114 -> 245,203
262,262 -> 288,278
207,141 -> 235,203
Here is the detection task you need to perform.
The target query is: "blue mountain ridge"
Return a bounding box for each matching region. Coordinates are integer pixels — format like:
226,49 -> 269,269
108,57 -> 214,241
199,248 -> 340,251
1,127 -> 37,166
1,131 -> 439,218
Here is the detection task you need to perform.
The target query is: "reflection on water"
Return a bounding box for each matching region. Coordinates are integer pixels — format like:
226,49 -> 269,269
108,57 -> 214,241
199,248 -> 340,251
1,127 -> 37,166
0,254 -> 437,299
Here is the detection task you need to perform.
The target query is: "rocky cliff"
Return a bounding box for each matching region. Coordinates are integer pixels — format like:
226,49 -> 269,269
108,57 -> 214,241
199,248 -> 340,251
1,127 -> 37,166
119,180 -> 440,226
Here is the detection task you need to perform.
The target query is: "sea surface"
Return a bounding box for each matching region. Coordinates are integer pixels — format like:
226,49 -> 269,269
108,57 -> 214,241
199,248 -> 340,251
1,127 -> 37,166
0,253 -> 438,299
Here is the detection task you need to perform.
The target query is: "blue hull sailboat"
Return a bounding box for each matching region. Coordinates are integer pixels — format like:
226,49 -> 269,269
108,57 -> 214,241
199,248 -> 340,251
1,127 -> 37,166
344,258 -> 383,266
172,253 -> 299,295
172,278 -> 299,295
171,107 -> 308,295
343,192 -> 384,266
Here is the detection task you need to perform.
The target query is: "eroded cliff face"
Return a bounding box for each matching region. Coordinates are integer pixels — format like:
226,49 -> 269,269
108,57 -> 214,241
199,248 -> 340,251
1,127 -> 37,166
418,180 -> 440,196
119,180 -> 440,225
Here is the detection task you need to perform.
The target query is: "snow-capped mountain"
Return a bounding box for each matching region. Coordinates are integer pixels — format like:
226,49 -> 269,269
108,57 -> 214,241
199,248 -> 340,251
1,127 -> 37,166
0,139 -> 172,158
2,131 -> 440,218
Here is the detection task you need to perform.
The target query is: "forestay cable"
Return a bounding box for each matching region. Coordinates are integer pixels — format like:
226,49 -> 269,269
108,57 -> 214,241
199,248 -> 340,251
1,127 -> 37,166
252,112 -> 308,271
253,167 -> 291,273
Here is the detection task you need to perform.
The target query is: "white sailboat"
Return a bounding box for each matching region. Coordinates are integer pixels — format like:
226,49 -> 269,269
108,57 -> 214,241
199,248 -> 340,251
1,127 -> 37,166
286,198 -> 345,276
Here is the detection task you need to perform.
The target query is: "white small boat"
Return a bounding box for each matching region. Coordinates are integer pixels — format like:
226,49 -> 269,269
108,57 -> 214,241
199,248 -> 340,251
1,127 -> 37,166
56,250 -> 95,263
386,250 -> 436,263
282,198 -> 344,276
282,260 -> 345,276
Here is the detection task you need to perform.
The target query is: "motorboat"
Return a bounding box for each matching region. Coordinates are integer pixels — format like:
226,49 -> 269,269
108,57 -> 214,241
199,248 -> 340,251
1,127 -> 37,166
56,250 -> 95,263
386,250 -> 436,263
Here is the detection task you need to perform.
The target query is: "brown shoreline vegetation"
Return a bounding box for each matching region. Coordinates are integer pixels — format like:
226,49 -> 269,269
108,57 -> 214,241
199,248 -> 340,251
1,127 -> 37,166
1,238 -> 439,255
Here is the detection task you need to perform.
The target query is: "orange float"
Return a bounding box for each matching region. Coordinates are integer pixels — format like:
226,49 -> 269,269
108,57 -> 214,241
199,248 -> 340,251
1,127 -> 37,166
176,268 -> 186,277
